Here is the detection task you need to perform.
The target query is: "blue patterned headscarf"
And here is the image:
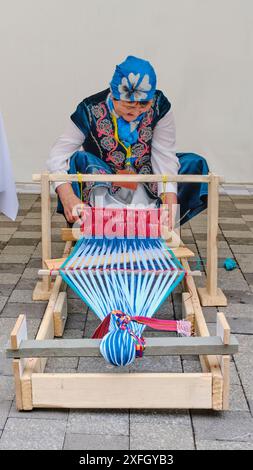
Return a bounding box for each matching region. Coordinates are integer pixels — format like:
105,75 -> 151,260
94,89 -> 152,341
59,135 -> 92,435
108,56 -> 156,147
110,55 -> 157,102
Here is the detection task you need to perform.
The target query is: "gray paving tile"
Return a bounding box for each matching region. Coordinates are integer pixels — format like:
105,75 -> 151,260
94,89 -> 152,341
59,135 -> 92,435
196,440 -> 253,450
22,212 -> 41,219
229,385 -> 249,411
0,401 -> 12,430
219,303 -> 253,317
182,359 -> 202,373
129,355 -> 182,373
7,238 -> 40,246
218,269 -> 249,291
0,264 -> 25,274
64,433 -> 129,450
131,409 -> 191,425
0,235 -> 13,243
230,244 -> 253,254
1,302 -> 46,319
78,357 -> 130,374
8,401 -> 68,421
234,336 -> 253,407
45,357 -> 78,372
8,289 -> 45,303
0,227 -> 17,235
26,259 -> 41,268
130,410 -> 193,450
65,313 -> 86,330
0,254 -> 30,264
67,410 -> 129,435
20,219 -> 41,226
230,361 -> 241,385
1,245 -> 35,255
63,329 -> 83,339
226,237 -> 253,245
218,218 -> 247,224
12,231 -> 41,239
16,225 -> 42,232
21,268 -> 39,279
130,423 -> 194,450
192,411 -> 253,442
244,274 -> 253,287
0,418 -> 66,449
222,290 -> 253,304
14,279 -> 37,290
0,285 -> 15,297
1,376 -> 15,401
68,298 -> 88,314
220,223 -> 249,232
0,274 -> 21,285
234,254 -> 253,273
0,297 -> 8,313
32,241 -> 65,258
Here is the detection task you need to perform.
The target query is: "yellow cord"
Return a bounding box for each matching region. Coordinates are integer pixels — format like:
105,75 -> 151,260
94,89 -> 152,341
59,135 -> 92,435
112,114 -> 132,166
77,172 -> 83,202
161,175 -> 168,203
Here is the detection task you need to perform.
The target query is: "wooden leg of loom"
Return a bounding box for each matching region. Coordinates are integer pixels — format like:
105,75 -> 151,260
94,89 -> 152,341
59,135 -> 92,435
198,174 -> 227,307
33,172 -> 53,301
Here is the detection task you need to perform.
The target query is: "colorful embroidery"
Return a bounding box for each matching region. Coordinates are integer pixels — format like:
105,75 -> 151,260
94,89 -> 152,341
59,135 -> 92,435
91,104 -> 106,119
139,127 -> 152,142
101,136 -> 116,151
106,151 -> 125,168
79,90 -> 169,199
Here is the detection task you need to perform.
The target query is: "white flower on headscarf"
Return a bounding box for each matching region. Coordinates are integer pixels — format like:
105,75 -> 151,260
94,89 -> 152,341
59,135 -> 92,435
118,73 -> 152,101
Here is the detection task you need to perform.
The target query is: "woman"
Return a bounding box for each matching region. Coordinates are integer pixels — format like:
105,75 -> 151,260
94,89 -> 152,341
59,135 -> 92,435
47,55 -> 209,229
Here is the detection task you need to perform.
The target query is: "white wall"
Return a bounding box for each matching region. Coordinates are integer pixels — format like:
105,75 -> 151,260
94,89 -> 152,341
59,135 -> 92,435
0,0 -> 252,183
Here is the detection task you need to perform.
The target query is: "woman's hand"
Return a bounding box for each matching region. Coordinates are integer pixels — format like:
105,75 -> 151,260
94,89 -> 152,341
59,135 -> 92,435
160,192 -> 178,238
56,183 -> 88,223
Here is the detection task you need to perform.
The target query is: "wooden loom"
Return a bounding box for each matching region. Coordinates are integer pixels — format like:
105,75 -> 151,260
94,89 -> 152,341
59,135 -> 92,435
6,172 -> 238,410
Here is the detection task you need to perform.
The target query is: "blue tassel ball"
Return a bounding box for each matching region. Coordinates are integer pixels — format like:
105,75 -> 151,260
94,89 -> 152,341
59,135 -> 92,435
100,329 -> 136,366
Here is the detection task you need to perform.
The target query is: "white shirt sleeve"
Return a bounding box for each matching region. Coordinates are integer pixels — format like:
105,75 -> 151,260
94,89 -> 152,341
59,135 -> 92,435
151,109 -> 180,195
46,119 -> 85,190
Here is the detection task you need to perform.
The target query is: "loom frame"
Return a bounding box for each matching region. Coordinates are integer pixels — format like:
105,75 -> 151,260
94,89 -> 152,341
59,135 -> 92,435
8,172 -> 238,411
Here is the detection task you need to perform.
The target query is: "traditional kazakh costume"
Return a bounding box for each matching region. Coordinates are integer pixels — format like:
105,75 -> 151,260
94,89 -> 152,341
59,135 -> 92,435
48,55 -> 209,225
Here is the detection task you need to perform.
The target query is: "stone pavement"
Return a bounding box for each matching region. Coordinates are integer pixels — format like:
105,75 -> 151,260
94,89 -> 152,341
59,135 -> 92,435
0,190 -> 253,450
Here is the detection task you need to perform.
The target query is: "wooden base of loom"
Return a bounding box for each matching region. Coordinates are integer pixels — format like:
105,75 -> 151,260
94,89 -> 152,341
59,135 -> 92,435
197,287 -> 228,307
8,171 -> 236,411
8,242 -> 238,411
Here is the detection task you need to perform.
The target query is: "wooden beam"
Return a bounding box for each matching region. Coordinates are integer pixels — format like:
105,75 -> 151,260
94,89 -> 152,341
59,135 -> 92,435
33,173 -> 217,183
6,335 -> 239,358
10,315 -> 28,411
181,258 -> 224,410
216,312 -> 231,410
46,243 -> 195,266
41,172 -> 51,295
10,314 -> 27,349
182,292 -> 195,334
54,292 -> 67,337
216,312 -> 230,345
198,173 -> 227,307
31,372 -> 212,409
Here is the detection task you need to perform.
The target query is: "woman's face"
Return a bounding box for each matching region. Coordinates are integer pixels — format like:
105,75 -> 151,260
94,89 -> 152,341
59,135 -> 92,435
112,98 -> 152,122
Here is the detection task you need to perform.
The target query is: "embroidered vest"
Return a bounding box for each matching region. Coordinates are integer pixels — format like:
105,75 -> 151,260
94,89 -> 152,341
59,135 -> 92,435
70,88 -> 171,199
